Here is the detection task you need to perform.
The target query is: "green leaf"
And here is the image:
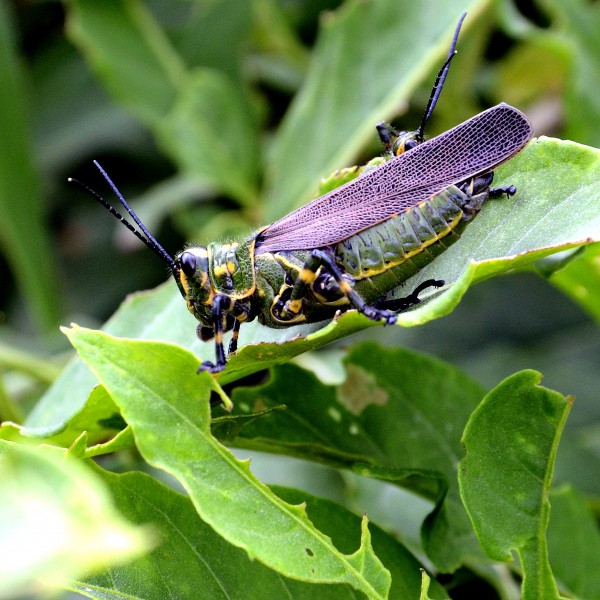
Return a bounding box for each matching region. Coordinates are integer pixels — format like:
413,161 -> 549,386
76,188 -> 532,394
63,326 -> 392,598
458,370 -> 571,600
1,385 -> 126,449
68,466 -> 447,599
265,0 -> 491,218
543,0 -> 600,147
228,343 -> 488,571
157,68 -> 260,206
547,485 -> 600,599
0,1 -> 61,331
66,0 -> 185,125
0,441 -> 147,598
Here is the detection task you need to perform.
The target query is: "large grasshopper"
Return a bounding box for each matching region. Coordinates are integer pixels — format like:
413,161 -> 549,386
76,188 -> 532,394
72,13 -> 532,373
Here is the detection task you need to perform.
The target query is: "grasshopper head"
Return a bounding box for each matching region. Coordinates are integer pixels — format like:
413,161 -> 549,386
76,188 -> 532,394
174,247 -> 216,329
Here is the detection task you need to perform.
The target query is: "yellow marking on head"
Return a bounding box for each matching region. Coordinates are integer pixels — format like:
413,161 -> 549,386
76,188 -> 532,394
226,261 -> 237,274
179,272 -> 190,296
199,270 -> 208,286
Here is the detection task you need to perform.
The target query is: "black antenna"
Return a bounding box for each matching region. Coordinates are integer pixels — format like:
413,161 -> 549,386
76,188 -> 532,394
416,11 -> 467,142
68,161 -> 177,273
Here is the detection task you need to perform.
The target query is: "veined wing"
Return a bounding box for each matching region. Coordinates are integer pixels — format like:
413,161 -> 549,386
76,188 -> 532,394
256,103 -> 532,254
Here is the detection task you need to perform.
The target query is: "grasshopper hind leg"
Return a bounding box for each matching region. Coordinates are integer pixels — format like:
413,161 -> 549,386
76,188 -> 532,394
280,250 -> 400,325
372,279 -> 445,313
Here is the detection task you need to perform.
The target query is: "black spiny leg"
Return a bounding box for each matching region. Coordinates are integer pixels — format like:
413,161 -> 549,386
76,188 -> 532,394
228,319 -> 241,355
489,185 -> 516,199
198,294 -> 230,374
372,279 -> 445,312
285,250 -> 399,325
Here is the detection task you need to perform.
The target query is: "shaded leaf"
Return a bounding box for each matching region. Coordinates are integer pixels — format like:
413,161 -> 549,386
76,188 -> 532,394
458,370 -> 571,600
0,1 -> 61,331
67,0 -> 185,125
228,343 -> 488,571
547,485 -> 600,599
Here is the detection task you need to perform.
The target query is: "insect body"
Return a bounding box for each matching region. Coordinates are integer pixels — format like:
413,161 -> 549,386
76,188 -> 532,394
72,14 -> 533,374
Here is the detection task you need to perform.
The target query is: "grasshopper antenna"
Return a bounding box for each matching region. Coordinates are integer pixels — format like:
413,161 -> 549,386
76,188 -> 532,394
416,11 -> 467,142
68,161 -> 177,273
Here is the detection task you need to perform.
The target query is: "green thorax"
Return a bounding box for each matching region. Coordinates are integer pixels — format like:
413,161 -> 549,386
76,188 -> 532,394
207,236 -> 257,299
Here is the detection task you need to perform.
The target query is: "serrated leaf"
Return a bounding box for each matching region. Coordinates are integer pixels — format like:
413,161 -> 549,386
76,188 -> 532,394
458,370 -> 571,600
228,343 -> 489,571
64,467 -> 448,599
63,326 -> 391,598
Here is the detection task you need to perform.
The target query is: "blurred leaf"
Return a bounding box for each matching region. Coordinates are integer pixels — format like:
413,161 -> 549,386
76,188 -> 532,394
31,38 -> 143,174
0,1 -> 62,331
67,0 -> 185,125
0,441 -> 148,597
543,0 -> 600,147
169,0 -> 252,83
548,243 -> 600,325
265,0 -> 491,218
64,326 -> 392,598
547,485 -> 600,599
459,370 -> 571,600
157,68 -> 261,206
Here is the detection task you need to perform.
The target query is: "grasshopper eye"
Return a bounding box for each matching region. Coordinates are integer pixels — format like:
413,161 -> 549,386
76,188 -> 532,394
404,139 -> 417,151
180,252 -> 197,277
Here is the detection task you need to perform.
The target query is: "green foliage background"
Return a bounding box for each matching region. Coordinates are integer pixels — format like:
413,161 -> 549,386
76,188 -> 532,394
1,0 -> 600,598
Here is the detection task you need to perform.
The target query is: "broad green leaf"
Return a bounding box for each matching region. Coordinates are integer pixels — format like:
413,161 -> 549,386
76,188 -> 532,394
0,1 -> 61,331
157,68 -> 261,206
228,343 -> 488,571
68,467 -> 447,599
547,485 -> 600,599
66,0 -> 185,125
64,326 -> 392,598
458,370 -> 571,600
0,441 -> 147,598
265,0 -> 491,218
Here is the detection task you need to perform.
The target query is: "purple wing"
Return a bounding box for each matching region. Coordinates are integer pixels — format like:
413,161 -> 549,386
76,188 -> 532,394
256,103 -> 532,254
